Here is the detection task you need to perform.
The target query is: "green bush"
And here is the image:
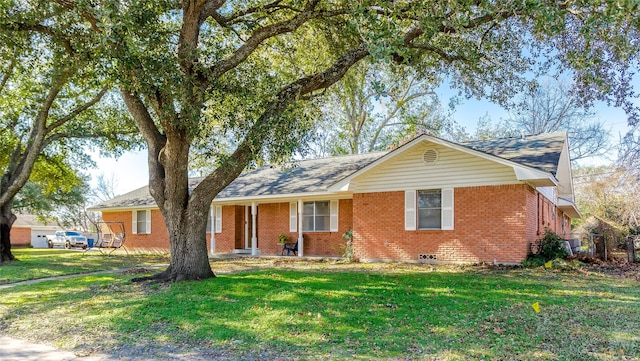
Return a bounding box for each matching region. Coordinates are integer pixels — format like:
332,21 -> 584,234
523,229 -> 569,267
521,254 -> 546,268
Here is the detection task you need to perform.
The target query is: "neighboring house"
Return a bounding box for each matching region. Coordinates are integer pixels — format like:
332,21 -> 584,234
89,132 -> 580,264
10,214 -> 60,248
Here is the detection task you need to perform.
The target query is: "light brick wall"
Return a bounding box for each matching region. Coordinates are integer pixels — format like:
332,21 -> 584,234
352,185 -> 535,263
10,227 -> 31,246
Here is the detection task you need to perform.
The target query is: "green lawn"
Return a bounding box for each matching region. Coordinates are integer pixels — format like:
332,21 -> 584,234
0,248 -> 169,284
1,254 -> 639,360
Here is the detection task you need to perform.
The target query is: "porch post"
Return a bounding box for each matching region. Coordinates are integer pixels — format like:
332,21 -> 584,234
210,206 -> 215,254
244,206 -> 249,249
297,199 -> 304,257
251,202 -> 258,256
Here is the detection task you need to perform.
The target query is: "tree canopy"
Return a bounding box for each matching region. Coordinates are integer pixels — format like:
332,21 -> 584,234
7,0 -> 638,279
0,1 -> 139,262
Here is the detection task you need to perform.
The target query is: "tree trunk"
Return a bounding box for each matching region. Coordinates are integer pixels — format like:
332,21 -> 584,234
0,205 -> 17,263
132,200 -> 215,282
163,204 -> 215,281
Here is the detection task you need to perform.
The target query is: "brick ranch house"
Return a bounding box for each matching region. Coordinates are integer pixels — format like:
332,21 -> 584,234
89,132 -> 580,264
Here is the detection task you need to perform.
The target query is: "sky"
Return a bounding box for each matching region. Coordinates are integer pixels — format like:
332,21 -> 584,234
87,84 -> 637,196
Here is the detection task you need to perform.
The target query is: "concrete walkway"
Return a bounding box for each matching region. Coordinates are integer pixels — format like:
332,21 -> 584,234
0,335 -> 107,361
0,267 -> 163,360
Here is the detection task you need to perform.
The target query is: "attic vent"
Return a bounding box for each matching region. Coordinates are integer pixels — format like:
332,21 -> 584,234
422,148 -> 439,164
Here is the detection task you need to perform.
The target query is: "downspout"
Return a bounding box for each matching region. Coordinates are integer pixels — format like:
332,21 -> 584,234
536,193 -> 540,235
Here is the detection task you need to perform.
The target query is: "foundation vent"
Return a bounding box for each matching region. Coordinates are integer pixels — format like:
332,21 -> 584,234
419,254 -> 437,260
422,148 -> 438,164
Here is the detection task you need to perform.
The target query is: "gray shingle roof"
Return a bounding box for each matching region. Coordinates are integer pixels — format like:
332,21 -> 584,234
89,132 -> 566,210
217,152 -> 385,198
461,132 -> 565,175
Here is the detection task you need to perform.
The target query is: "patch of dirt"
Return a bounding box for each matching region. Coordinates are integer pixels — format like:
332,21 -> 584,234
570,255 -> 640,281
122,267 -> 153,275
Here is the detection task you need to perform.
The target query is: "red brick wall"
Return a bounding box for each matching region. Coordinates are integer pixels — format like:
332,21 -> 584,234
98,184 -> 573,262
10,227 -> 31,246
213,205 -> 239,253
352,185 -> 534,264
530,193 -> 573,241
102,210 -> 213,251
254,200 -> 353,256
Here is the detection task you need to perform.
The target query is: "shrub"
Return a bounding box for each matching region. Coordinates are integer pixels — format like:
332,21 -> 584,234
538,229 -> 569,260
342,229 -> 354,262
524,229 -> 569,267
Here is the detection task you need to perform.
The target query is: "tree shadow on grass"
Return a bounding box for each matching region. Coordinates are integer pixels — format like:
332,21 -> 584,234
2,267 -> 639,360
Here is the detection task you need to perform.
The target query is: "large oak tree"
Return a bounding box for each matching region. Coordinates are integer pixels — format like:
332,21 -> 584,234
0,2 -> 137,262
28,0 -> 640,281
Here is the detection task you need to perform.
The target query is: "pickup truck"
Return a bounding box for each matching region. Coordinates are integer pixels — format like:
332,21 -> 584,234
47,231 -> 89,249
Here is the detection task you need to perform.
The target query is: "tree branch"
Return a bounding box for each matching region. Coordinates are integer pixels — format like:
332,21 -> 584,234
190,42 -> 370,205
199,0 -> 227,24
120,89 -> 167,206
45,85 -> 109,132
51,0 -> 102,32
0,58 -> 16,96
207,3 -> 347,80
0,22 -> 74,54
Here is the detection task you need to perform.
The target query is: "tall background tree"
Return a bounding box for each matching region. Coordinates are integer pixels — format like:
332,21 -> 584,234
463,81 -> 611,163
310,62 -> 458,156
22,0 -> 640,281
508,81 -> 610,162
0,6 -> 138,262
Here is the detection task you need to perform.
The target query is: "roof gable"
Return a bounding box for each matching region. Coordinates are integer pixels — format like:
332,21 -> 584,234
330,132 -> 566,192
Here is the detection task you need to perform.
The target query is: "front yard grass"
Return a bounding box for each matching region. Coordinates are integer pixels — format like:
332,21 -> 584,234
1,258 -> 639,360
0,248 -> 169,284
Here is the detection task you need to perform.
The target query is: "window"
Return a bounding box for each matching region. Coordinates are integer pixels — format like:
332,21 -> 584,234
303,201 -> 330,231
206,208 -> 212,233
405,188 -> 454,231
132,210 -> 151,234
418,189 -> 441,229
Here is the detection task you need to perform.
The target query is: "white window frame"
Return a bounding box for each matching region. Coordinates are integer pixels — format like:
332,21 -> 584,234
302,200 -> 339,232
405,188 -> 453,231
132,209 -> 151,234
206,207 -> 213,233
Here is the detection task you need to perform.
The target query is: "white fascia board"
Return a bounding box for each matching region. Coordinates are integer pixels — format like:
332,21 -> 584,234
513,167 -> 558,187
211,191 -> 351,206
86,206 -> 158,212
558,197 -> 582,219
